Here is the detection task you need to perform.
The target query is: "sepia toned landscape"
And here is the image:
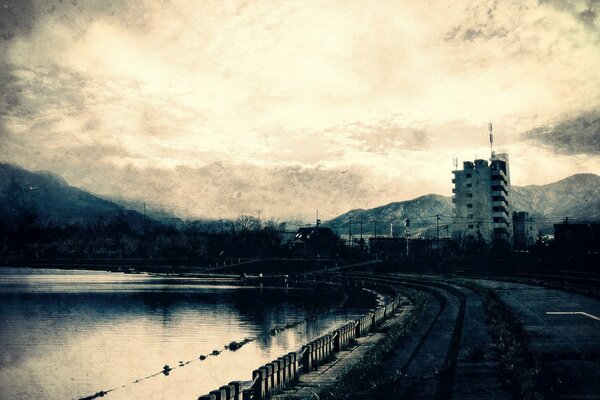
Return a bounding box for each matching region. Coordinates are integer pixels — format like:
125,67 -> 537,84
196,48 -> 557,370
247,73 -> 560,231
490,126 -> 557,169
1,1 -> 599,399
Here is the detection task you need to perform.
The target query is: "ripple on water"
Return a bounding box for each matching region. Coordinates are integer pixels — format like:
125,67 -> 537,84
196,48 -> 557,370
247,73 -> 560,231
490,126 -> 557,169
0,268 -> 370,399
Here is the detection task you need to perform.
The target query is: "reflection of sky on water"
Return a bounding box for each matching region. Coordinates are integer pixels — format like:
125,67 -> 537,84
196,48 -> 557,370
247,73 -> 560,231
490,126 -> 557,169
0,268 -> 370,399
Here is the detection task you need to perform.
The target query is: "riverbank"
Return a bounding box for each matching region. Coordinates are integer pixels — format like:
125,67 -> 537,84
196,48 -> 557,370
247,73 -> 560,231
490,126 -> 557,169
0,257 -> 359,275
0,267 -> 372,399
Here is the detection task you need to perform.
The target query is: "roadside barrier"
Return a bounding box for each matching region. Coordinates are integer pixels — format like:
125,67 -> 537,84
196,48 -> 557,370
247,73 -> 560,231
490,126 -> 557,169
197,277 -> 402,400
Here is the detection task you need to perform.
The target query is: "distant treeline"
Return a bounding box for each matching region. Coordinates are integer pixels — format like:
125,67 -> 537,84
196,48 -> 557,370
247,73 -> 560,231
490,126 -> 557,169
2,209 -> 598,274
0,212 -> 290,260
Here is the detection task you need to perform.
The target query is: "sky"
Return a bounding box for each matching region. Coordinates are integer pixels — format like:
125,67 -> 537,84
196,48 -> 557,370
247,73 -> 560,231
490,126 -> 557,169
1,0 -> 599,221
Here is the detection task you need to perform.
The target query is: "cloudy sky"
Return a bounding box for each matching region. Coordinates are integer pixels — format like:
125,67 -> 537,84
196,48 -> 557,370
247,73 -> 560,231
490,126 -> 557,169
1,0 -> 599,220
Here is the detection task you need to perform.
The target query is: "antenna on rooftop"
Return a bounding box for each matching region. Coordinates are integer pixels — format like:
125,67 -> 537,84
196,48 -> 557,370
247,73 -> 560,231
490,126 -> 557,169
489,122 -> 494,157
453,158 -> 458,171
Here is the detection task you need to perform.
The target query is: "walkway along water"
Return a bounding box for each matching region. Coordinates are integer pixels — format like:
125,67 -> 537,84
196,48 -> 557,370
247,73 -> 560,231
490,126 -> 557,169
197,270 -> 522,400
197,275 -> 405,400
197,265 -> 599,399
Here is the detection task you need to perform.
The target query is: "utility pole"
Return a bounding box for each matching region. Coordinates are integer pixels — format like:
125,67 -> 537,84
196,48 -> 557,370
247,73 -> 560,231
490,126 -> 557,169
404,218 -> 410,258
489,122 -> 494,157
315,209 -> 321,259
142,202 -> 146,261
359,217 -> 363,240
373,220 -> 378,238
348,217 -> 353,247
436,214 -> 440,250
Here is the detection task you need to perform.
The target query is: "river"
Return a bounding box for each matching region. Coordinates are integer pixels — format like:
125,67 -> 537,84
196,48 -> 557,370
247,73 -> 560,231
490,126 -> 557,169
0,267 -> 372,399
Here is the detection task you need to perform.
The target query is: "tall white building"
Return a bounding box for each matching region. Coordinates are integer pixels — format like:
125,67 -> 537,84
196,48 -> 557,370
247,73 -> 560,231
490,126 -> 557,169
452,152 -> 512,244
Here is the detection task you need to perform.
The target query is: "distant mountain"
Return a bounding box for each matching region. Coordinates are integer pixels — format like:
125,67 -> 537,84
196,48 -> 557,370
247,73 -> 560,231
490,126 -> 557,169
326,173 -> 600,237
0,163 -> 151,230
511,173 -> 600,222
2,163 -> 598,236
326,194 -> 454,238
107,196 -> 185,225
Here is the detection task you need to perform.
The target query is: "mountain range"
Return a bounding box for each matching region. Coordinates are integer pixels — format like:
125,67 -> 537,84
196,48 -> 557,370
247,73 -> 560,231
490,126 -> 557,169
0,163 -> 151,230
325,173 -> 600,237
1,163 -> 599,236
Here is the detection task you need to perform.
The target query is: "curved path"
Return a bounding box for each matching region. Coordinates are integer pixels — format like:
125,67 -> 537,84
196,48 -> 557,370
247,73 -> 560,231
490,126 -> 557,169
341,273 -> 508,399
341,273 -> 600,399
195,267 -> 599,399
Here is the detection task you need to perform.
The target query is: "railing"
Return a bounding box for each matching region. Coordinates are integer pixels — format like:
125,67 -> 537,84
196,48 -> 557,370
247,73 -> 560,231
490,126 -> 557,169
197,277 -> 401,400
198,381 -> 243,400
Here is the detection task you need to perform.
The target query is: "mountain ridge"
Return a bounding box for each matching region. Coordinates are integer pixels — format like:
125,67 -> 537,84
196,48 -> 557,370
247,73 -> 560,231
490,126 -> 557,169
1,163 -> 598,235
0,162 -> 151,230
326,173 -> 600,236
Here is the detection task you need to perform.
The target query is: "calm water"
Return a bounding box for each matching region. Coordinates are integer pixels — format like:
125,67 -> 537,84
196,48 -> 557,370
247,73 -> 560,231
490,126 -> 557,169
0,268 -> 370,399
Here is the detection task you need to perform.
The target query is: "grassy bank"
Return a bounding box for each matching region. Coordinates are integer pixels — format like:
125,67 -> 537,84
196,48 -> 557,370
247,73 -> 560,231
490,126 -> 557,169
462,282 -> 560,399
317,290 -> 426,400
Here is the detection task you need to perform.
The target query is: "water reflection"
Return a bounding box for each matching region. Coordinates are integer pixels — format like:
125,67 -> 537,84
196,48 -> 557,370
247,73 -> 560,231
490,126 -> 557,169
0,268 -> 372,399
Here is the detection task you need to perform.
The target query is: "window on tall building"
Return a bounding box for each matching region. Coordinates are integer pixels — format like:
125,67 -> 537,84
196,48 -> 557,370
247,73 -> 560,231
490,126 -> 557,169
467,193 -> 473,198
467,204 -> 473,208
466,173 -> 472,178
467,214 -> 474,218
466,183 -> 472,188
468,224 -> 474,229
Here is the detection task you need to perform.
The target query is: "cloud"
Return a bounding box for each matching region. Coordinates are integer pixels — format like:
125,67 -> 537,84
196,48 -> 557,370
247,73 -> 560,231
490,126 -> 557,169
0,0 -> 35,41
444,0 -> 510,42
523,110 -> 600,155
1,0 -> 600,218
8,157 -> 404,221
540,0 -> 600,32
344,120 -> 430,155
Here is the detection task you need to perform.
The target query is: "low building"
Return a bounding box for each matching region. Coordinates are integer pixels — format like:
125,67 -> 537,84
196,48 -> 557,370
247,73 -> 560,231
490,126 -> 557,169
291,226 -> 338,258
369,237 -> 435,258
553,221 -> 600,254
513,211 -> 536,250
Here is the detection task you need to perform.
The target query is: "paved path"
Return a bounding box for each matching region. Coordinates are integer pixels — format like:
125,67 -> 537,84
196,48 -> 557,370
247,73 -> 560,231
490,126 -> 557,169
446,282 -> 508,400
376,277 -> 508,400
272,304 -> 414,400
472,279 -> 600,399
377,279 -> 460,399
276,273 -> 510,400
267,276 -> 600,399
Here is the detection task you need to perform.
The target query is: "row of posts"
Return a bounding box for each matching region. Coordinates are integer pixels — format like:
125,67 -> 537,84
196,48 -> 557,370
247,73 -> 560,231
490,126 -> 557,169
198,278 -> 400,400
197,353 -> 298,400
249,352 -> 299,400
302,334 -> 333,372
198,382 -> 242,400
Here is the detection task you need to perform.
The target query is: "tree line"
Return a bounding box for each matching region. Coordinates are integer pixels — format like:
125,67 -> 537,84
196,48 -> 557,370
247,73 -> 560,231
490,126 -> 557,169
0,212 -> 288,261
